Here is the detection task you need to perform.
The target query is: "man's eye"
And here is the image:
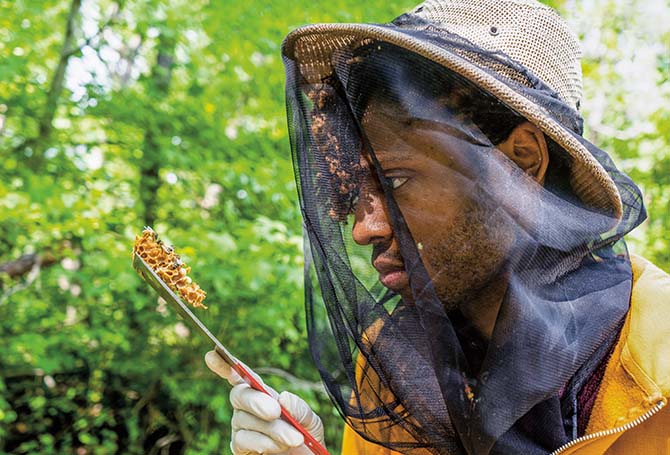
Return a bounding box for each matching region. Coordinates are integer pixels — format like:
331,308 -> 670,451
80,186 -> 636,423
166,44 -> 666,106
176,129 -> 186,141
390,177 -> 408,189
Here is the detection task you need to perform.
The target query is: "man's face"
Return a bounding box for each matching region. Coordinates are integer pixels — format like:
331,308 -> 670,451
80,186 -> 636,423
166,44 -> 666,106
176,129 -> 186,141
351,101 -> 516,309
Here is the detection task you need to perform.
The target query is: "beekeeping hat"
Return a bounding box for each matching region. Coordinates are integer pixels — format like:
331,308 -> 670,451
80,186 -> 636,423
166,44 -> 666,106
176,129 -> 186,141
283,0 -> 624,221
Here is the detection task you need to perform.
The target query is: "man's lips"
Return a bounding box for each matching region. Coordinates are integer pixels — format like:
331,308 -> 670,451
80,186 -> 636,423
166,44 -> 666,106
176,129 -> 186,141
373,258 -> 408,290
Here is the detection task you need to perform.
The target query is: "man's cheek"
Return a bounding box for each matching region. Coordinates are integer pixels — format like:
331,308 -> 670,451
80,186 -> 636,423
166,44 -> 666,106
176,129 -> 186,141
401,209 -> 463,242
418,240 -> 452,275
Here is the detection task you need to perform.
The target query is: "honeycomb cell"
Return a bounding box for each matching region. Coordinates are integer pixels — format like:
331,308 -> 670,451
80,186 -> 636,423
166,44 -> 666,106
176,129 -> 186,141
133,227 -> 207,309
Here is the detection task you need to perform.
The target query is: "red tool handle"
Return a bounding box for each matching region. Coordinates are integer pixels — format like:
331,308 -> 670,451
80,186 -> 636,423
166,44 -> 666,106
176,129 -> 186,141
231,361 -> 331,455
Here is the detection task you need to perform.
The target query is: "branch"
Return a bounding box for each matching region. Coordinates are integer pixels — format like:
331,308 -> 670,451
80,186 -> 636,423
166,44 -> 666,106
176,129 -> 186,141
62,2 -> 122,60
154,434 -> 180,451
117,35 -> 145,88
0,252 -> 57,278
254,367 -> 328,395
131,380 -> 160,415
0,260 -> 41,305
173,407 -> 194,445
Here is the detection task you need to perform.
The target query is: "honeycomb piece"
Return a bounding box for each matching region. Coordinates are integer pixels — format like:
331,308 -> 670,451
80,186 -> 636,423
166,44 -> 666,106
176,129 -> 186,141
133,227 -> 207,309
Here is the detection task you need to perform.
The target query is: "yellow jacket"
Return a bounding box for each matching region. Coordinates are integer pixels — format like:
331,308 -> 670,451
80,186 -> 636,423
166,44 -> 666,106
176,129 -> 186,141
342,254 -> 670,454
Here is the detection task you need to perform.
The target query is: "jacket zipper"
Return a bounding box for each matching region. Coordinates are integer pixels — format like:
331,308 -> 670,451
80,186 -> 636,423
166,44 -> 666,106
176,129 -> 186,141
550,399 -> 666,455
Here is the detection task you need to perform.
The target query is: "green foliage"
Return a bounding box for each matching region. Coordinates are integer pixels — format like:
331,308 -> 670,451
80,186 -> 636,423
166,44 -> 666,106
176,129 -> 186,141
0,0 -> 416,453
569,0 -> 670,269
0,0 -> 668,454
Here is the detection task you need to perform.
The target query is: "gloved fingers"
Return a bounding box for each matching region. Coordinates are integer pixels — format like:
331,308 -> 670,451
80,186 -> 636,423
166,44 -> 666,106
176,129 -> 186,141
278,391 -> 313,423
232,410 -> 304,448
230,383 -> 282,421
205,350 -> 243,386
279,391 -> 325,443
232,429 -> 296,454
228,439 -> 256,455
229,438 -> 261,455
236,362 -> 280,400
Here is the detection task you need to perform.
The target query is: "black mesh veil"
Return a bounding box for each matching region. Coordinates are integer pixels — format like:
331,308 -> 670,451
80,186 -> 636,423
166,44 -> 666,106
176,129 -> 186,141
282,14 -> 646,455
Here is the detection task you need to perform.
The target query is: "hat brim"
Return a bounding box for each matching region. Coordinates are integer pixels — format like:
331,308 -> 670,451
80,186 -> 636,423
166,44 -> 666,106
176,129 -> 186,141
282,23 -> 623,222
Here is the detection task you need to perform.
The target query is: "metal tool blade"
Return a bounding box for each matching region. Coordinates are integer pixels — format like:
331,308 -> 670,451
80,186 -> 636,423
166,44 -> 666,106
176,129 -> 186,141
132,253 -> 236,366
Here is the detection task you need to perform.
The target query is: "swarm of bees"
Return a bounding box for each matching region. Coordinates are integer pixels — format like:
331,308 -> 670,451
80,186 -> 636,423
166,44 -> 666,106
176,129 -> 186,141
133,227 -> 207,309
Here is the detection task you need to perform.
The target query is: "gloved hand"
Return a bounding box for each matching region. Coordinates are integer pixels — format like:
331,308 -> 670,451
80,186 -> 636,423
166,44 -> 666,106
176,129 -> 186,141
205,351 -> 325,455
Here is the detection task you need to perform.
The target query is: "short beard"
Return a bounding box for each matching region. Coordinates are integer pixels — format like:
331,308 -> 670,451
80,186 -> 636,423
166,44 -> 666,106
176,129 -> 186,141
424,196 -> 516,311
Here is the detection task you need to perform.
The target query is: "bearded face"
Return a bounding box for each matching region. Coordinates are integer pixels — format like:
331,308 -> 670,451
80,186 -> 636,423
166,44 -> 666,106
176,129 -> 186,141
351,100 -> 518,310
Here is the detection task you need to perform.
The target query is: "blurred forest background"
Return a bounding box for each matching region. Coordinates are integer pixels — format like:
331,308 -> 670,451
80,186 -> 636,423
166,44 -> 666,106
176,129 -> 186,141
0,0 -> 668,453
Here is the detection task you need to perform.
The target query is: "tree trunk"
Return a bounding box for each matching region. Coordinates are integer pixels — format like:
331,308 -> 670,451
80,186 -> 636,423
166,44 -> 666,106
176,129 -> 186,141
24,0 -> 82,169
140,31 -> 175,227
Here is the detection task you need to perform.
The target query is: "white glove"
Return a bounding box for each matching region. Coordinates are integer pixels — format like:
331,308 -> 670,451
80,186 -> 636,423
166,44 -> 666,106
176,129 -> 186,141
205,351 -> 325,455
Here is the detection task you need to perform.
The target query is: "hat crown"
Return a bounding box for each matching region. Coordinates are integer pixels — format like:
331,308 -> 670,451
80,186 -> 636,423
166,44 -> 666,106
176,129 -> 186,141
412,0 -> 583,109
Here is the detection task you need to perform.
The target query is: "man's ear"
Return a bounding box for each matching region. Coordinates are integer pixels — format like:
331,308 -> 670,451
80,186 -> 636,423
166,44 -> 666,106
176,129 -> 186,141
496,121 -> 549,184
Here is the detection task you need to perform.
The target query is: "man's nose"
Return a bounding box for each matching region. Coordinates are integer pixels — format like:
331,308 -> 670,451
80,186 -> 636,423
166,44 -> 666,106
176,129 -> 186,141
351,186 -> 393,246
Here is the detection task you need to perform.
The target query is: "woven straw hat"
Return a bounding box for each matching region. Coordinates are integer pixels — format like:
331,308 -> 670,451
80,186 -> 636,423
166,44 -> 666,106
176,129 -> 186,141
283,0 -> 623,221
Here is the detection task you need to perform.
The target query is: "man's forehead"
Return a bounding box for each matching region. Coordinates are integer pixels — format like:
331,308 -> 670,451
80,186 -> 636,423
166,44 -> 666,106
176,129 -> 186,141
361,93 -> 443,120
361,99 -> 411,129
359,104 -> 472,167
